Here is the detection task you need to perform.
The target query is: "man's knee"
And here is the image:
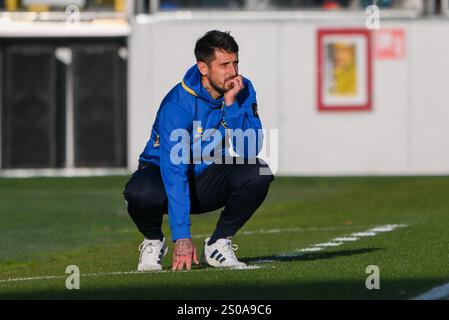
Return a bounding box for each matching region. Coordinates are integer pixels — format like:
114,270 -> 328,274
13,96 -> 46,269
124,181 -> 166,214
250,167 -> 274,191
231,160 -> 274,191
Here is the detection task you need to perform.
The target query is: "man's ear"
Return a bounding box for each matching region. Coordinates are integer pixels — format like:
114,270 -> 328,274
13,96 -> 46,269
197,62 -> 208,77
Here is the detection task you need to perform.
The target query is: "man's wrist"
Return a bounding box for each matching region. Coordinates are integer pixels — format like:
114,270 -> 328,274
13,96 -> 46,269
172,226 -> 191,241
174,238 -> 194,256
224,97 -> 235,107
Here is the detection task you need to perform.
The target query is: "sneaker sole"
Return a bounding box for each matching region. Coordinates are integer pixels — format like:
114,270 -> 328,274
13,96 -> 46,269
202,250 -> 247,268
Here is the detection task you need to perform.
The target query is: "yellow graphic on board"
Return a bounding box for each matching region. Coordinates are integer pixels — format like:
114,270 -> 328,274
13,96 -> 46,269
328,42 -> 357,96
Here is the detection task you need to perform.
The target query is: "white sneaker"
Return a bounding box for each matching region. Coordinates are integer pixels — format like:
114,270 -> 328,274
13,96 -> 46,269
137,238 -> 168,271
203,237 -> 247,268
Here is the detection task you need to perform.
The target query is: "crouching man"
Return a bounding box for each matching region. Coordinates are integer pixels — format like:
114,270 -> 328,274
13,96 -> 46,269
123,30 -> 273,271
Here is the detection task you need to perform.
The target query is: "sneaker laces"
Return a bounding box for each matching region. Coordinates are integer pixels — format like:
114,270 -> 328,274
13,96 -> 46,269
138,241 -> 155,263
139,242 -> 154,253
221,240 -> 239,261
224,243 -> 238,252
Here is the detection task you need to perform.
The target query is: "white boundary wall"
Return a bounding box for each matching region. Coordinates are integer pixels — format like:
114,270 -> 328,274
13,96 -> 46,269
128,12 -> 449,176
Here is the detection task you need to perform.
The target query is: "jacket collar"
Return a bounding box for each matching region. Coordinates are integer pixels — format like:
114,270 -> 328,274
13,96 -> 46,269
181,64 -> 223,107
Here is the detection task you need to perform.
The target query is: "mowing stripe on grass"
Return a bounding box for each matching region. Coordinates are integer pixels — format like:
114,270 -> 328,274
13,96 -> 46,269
413,282 -> 449,300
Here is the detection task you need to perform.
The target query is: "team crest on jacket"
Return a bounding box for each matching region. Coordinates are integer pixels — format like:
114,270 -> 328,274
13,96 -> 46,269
153,135 -> 160,147
194,126 -> 203,138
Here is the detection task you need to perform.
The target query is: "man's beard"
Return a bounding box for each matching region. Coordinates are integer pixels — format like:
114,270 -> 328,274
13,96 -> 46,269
208,77 -> 227,95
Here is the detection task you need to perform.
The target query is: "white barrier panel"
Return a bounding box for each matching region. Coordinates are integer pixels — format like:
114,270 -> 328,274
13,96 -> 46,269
128,13 -> 449,176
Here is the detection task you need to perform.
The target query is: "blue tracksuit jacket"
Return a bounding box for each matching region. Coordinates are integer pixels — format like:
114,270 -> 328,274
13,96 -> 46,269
139,64 -> 263,241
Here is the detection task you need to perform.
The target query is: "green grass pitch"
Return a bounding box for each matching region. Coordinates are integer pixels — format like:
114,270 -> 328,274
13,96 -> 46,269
0,175 -> 448,299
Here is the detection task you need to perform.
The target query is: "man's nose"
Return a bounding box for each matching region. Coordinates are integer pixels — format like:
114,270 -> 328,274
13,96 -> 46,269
228,64 -> 238,77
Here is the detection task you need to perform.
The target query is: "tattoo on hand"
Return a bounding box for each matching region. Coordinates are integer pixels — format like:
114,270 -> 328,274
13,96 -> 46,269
175,239 -> 193,256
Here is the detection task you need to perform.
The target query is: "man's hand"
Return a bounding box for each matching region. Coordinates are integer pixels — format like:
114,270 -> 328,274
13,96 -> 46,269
224,74 -> 245,106
172,238 -> 199,271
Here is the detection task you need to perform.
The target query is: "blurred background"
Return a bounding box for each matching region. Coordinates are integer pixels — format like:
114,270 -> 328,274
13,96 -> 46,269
0,0 -> 448,177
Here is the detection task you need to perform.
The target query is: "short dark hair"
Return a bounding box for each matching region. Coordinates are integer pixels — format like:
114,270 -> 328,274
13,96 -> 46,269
194,30 -> 239,65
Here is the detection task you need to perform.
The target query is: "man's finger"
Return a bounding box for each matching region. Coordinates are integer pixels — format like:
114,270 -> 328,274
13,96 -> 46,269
237,76 -> 244,89
172,253 -> 178,271
177,258 -> 185,271
193,247 -> 199,265
230,76 -> 242,90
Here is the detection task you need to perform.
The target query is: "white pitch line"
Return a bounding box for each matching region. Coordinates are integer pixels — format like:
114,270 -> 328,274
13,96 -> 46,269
369,224 -> 407,233
334,237 -> 358,242
297,247 -> 323,253
274,224 -> 407,260
314,242 -> 344,247
0,275 -> 66,283
0,265 -> 262,283
351,232 -> 377,237
412,282 -> 449,300
255,259 -> 277,263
